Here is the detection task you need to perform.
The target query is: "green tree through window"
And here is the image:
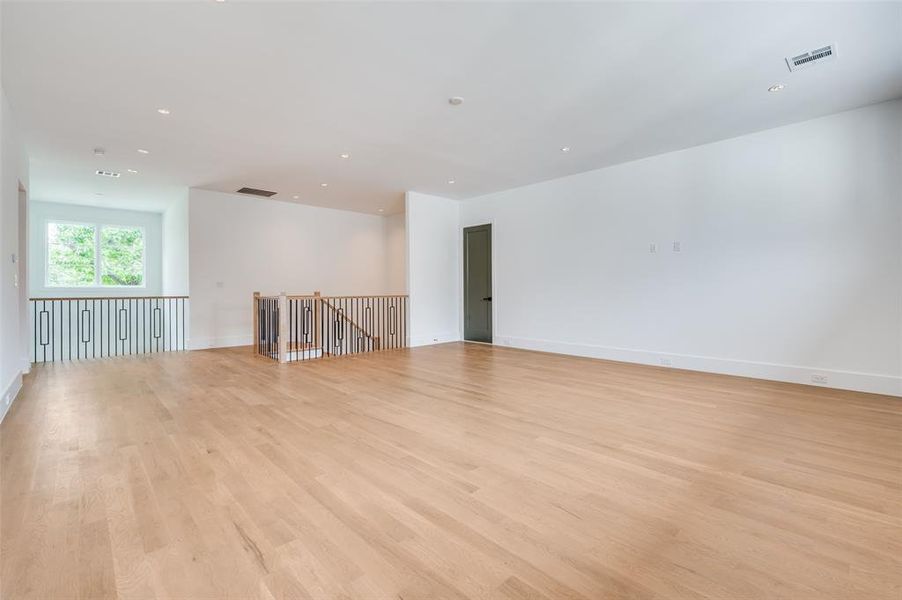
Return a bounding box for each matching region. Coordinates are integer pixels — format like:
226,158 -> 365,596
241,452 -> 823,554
47,223 -> 96,286
46,222 -> 145,287
101,227 -> 144,286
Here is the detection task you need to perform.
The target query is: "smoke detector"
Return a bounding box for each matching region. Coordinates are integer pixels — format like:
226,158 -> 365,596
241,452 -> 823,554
785,44 -> 836,72
95,170 -> 120,178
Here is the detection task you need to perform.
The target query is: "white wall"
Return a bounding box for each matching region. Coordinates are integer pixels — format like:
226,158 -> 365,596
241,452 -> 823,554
384,211 -> 406,294
162,192 -> 189,296
0,88 -> 30,422
28,201 -> 163,298
405,191 -> 460,346
458,100 -> 902,396
189,188 -> 400,349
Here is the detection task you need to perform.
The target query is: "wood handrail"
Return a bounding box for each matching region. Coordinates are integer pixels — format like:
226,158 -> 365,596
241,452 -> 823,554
319,294 -> 408,299
30,295 -> 189,301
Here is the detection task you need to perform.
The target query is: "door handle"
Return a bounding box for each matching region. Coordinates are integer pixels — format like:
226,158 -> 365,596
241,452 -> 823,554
482,297 -> 492,301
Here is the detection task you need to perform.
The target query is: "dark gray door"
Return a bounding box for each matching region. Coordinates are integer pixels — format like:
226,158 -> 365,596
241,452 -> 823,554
464,224 -> 492,343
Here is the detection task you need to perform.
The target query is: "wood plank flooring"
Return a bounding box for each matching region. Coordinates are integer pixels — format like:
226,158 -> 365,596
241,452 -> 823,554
1,342 -> 900,599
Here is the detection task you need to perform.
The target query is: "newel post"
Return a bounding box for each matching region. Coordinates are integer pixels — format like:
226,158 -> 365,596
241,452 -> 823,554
278,292 -> 289,363
313,291 -> 322,351
252,291 -> 260,355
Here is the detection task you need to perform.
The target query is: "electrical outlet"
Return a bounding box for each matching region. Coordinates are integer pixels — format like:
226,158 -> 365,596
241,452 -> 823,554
659,357 -> 672,367
649,243 -> 657,254
672,241 -> 681,252
811,374 -> 828,385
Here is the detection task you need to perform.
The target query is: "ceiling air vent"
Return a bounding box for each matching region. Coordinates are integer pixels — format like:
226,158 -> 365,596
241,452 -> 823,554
785,44 -> 836,72
236,187 -> 277,197
95,170 -> 120,178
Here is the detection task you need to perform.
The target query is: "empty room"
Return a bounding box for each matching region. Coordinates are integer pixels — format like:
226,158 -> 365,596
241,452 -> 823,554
1,1 -> 900,599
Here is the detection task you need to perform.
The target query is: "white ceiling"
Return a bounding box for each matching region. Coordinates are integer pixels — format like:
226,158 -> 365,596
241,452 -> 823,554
3,1 -> 901,214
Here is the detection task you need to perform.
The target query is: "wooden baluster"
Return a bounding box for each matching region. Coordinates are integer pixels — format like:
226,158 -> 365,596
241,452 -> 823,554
252,291 -> 260,355
313,291 -> 322,357
278,292 -> 288,363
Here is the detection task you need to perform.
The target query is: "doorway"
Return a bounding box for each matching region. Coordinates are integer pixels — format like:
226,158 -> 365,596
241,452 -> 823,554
463,224 -> 492,343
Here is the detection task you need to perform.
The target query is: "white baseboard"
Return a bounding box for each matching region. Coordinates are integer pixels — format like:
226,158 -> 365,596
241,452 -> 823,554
0,370 -> 24,424
188,335 -> 252,350
196,333 -> 462,351
409,331 -> 460,347
498,336 -> 901,397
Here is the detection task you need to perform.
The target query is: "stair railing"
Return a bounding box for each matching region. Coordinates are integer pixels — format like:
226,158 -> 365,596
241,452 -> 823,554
253,291 -> 408,363
29,295 -> 189,363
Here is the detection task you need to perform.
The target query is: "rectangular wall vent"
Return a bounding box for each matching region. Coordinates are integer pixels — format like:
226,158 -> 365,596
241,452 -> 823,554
236,187 -> 277,197
785,44 -> 836,72
95,170 -> 120,178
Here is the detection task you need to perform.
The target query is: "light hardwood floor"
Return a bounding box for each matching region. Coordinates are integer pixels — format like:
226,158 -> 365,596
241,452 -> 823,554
1,343 -> 900,599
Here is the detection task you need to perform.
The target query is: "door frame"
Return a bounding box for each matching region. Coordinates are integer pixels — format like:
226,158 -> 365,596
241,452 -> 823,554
462,222 -> 494,344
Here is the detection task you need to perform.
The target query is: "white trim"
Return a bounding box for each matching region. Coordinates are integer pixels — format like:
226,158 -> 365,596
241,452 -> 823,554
408,331 -> 461,347
498,335 -> 902,397
189,334 -> 249,350
0,370 -> 24,424
196,332 -> 466,351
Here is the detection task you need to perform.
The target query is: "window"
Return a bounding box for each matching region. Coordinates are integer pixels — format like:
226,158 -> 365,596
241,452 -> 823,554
100,226 -> 145,286
46,222 -> 96,286
46,221 -> 145,287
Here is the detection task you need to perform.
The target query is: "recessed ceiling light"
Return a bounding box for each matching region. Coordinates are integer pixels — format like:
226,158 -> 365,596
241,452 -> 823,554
93,147 -> 105,157
447,179 -> 456,184
157,108 -> 171,115
292,194 -> 299,199
339,153 -> 350,159
94,193 -> 104,197
320,183 -> 328,188
768,83 -> 785,93
137,148 -> 150,154
127,169 -> 138,174
448,96 -> 464,106
561,146 -> 571,153
378,209 -> 384,213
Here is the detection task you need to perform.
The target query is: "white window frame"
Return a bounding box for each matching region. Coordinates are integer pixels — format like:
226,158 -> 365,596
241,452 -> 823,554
44,219 -> 147,289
